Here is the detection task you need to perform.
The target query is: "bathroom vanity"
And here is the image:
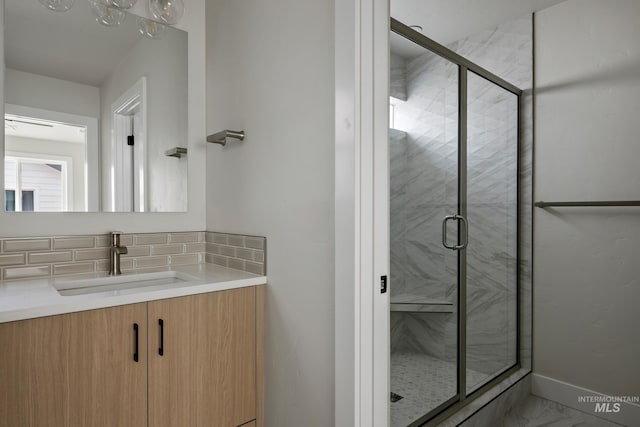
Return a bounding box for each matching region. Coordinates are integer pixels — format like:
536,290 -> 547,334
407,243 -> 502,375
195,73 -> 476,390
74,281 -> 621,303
0,265 -> 265,427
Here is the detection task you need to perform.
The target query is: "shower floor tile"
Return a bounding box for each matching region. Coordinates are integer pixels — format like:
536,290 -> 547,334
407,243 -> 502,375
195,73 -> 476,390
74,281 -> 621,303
391,352 -> 488,427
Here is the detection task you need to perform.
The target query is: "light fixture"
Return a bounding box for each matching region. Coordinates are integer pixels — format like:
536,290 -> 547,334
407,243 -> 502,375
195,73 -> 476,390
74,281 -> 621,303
409,25 -> 423,33
108,0 -> 138,9
38,0 -> 75,12
137,16 -> 167,39
92,0 -> 138,8
89,1 -> 127,27
38,0 -> 184,35
148,0 -> 184,25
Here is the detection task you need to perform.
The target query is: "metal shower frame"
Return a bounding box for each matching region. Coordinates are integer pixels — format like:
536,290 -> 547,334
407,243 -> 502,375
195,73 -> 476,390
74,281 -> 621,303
390,17 -> 523,427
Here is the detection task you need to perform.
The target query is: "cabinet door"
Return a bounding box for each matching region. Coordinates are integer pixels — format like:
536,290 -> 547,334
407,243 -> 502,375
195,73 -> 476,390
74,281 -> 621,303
148,287 -> 256,427
0,304 -> 147,427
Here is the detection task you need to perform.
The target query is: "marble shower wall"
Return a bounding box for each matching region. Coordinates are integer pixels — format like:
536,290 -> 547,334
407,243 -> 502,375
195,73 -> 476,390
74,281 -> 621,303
390,51 -> 459,362
390,16 -> 533,376
455,17 -> 533,374
465,73 -> 519,378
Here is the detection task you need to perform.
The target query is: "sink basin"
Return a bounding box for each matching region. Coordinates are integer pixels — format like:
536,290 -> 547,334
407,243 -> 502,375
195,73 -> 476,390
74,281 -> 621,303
54,271 -> 199,297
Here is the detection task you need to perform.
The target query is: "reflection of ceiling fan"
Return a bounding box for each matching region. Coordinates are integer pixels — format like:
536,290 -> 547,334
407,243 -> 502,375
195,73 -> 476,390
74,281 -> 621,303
4,118 -> 54,128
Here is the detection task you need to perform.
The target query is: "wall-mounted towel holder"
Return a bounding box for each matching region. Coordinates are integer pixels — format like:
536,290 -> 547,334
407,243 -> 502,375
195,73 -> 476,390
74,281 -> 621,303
535,200 -> 640,208
165,147 -> 187,158
207,130 -> 245,146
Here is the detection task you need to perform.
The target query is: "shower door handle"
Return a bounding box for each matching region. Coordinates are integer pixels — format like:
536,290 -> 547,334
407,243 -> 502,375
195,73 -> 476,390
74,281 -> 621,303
442,215 -> 468,250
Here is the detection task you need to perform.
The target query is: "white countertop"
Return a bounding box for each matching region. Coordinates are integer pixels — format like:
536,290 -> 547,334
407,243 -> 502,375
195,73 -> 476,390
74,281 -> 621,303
0,264 -> 267,323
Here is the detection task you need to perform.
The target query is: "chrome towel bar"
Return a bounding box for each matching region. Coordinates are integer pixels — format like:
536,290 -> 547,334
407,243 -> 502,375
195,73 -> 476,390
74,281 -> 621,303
535,200 -> 640,208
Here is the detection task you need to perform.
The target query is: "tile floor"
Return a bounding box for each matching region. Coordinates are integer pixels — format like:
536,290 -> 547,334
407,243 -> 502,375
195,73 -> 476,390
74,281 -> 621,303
390,352 -> 489,427
501,395 -> 626,427
391,354 -> 628,427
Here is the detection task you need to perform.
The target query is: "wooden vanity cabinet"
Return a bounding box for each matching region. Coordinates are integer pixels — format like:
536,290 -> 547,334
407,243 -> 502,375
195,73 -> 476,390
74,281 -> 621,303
0,286 -> 263,427
0,303 -> 148,427
148,286 -> 257,427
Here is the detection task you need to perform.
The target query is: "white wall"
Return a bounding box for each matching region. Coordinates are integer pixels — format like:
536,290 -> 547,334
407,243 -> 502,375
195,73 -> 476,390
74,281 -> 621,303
5,68 -> 100,118
206,0 -> 335,425
100,27 -> 187,212
0,0 -> 206,236
534,0 -> 640,396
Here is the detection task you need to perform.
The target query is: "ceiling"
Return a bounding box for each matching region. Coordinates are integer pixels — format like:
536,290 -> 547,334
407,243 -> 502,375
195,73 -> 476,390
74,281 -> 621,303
391,0 -> 568,45
4,0 -> 141,87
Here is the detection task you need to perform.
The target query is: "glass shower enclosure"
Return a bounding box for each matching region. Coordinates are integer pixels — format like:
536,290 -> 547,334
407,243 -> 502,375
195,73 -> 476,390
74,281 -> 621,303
389,19 -> 520,426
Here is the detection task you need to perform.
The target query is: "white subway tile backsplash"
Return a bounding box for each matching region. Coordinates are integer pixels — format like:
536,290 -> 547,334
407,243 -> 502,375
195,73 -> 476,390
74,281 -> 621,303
3,239 -> 51,252
205,243 -> 219,255
96,258 -> 133,272
53,237 -> 94,250
135,256 -> 169,269
3,265 -> 50,280
204,232 -> 266,275
168,232 -> 201,243
122,246 -> 151,258
235,248 -> 254,261
169,254 -> 200,266
245,261 -> 265,275
212,234 -> 228,245
211,255 -> 228,267
75,248 -> 110,261
0,231 -> 261,280
0,253 -> 26,266
151,244 -> 184,256
228,235 -> 244,247
219,245 -> 235,257
185,243 -> 206,253
28,251 -> 72,264
120,259 -> 135,271
245,237 -> 265,250
228,258 -> 245,271
95,260 -> 110,272
134,234 -> 168,245
53,262 -> 94,276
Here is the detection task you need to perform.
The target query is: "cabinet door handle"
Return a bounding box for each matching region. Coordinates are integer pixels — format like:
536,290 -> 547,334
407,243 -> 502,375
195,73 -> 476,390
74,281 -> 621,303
133,323 -> 139,362
158,319 -> 164,356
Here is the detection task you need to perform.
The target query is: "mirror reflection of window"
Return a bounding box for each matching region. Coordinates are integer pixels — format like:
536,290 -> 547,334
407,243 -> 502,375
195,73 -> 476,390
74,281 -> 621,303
5,189 -> 36,212
4,114 -> 85,212
5,156 -> 68,212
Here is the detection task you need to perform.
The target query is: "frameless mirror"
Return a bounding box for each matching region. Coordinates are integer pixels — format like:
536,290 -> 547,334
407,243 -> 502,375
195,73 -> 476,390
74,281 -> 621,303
4,0 -> 188,212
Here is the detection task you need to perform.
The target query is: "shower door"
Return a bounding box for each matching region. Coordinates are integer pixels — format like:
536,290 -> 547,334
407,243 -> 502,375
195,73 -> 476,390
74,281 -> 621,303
389,30 -> 461,427
465,71 -> 519,394
389,18 -> 521,426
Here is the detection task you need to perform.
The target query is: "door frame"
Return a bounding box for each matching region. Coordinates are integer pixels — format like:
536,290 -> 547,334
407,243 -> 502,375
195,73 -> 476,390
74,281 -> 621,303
334,5 -> 525,425
334,0 -> 389,426
110,77 -> 147,212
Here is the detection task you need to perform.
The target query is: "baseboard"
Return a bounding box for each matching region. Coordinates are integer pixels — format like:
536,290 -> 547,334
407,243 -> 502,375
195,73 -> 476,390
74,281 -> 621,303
531,374 -> 640,427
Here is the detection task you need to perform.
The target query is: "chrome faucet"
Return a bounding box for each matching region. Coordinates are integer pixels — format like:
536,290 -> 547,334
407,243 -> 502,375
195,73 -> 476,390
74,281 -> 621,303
109,232 -> 128,275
